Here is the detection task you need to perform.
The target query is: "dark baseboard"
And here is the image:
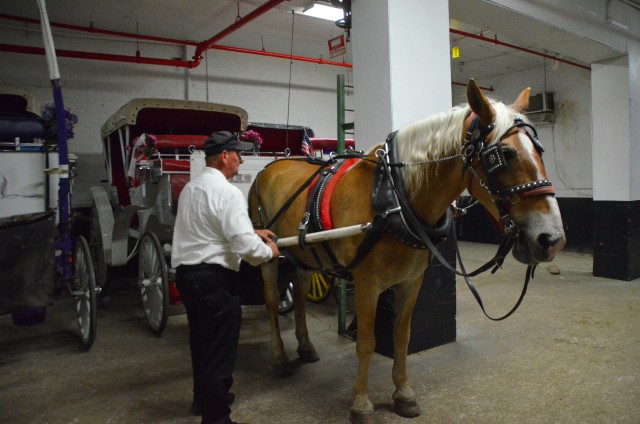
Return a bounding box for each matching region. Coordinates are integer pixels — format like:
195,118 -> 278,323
593,200 -> 640,281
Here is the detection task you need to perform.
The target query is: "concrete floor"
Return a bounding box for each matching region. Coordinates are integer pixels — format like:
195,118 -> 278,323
1,242 -> 639,424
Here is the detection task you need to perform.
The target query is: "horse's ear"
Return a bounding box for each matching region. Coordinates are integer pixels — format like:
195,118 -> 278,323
466,79 -> 495,127
512,87 -> 531,113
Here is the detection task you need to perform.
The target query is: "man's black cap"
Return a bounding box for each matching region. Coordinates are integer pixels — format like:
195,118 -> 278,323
204,131 -> 254,156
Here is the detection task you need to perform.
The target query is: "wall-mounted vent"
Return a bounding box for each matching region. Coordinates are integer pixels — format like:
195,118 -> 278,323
527,92 -> 554,113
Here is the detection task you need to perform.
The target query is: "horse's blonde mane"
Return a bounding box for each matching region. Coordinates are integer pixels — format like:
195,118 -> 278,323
397,98 -> 524,194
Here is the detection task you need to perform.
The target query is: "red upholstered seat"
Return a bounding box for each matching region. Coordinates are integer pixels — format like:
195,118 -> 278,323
154,134 -> 207,150
160,159 -> 190,172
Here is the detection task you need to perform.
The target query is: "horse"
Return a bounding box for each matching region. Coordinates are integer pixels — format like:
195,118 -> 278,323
248,79 -> 565,423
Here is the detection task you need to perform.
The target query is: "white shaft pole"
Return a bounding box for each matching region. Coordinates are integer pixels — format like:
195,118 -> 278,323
275,223 -> 371,248
36,0 -> 60,80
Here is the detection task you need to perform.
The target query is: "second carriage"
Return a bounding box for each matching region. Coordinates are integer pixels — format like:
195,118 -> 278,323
90,98 -> 338,335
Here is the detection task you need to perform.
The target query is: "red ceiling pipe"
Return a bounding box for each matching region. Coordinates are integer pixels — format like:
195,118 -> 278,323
0,42 -> 351,68
0,43 -> 193,67
450,28 -> 591,71
212,44 -> 352,68
192,0 -> 286,66
0,12 -> 198,47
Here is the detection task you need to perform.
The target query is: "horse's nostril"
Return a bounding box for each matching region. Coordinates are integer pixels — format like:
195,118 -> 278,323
538,233 -> 560,249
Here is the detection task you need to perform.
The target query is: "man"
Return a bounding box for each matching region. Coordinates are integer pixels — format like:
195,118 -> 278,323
171,131 -> 279,424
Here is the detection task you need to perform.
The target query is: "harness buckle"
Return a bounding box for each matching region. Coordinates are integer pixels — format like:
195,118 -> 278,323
299,212 -> 310,230
502,217 -> 517,234
383,206 -> 401,218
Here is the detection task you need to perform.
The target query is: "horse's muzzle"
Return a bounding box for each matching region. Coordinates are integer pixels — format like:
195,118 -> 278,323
513,228 -> 566,265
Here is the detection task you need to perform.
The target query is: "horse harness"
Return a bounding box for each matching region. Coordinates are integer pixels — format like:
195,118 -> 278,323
254,114 -> 556,320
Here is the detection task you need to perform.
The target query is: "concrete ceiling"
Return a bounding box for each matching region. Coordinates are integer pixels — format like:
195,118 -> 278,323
0,0 -> 627,84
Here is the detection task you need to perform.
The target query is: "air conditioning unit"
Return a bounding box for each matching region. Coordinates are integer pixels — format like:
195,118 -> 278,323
525,92 -> 555,123
527,92 -> 554,113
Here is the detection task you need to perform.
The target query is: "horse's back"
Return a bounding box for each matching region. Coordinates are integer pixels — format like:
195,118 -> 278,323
249,159 -> 323,235
249,157 -> 377,239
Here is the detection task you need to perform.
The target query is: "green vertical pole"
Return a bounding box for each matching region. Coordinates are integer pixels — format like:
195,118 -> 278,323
337,74 -> 346,335
337,74 -> 346,154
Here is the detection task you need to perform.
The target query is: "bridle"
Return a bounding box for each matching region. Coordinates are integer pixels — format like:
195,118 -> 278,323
461,114 -> 555,234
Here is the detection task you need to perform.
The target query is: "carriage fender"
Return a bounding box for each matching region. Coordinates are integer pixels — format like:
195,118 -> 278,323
110,205 -> 143,266
90,186 -> 114,265
90,186 -> 142,267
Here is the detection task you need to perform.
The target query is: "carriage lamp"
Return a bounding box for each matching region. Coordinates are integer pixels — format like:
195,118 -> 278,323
451,46 -> 460,59
135,160 -> 159,185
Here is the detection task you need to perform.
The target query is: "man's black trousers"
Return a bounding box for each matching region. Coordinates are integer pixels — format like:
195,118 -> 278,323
176,263 -> 241,424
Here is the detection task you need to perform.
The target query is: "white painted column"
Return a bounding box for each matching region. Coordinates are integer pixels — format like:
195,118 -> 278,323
592,56 -> 632,201
351,0 -> 452,152
628,39 -> 640,200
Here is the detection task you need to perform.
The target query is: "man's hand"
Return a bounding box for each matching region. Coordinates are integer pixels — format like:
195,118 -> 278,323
255,229 -> 276,243
255,229 -> 279,259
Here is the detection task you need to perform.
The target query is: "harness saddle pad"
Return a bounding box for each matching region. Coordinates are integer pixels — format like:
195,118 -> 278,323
307,157 -> 359,231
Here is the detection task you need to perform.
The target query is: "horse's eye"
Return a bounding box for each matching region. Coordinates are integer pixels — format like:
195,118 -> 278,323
502,149 -> 515,161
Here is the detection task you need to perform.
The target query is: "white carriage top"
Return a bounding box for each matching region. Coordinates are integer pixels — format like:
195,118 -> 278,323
100,98 -> 248,139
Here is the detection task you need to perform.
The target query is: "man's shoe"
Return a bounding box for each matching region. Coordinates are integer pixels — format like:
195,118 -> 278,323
190,400 -> 201,416
191,393 -> 234,416
225,392 -> 235,405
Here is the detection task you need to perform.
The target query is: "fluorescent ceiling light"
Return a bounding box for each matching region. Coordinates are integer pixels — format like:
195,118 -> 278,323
302,2 -> 343,21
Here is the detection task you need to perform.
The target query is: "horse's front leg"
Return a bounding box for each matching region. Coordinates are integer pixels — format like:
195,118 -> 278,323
293,269 -> 319,363
261,259 -> 292,376
350,283 -> 381,424
390,276 -> 423,418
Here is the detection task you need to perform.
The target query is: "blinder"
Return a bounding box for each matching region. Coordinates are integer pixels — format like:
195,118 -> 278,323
481,143 -> 508,175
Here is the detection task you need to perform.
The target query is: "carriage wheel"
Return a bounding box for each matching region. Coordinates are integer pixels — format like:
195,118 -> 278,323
276,262 -> 295,315
278,281 -> 295,315
306,271 -> 333,303
73,235 -> 98,350
138,232 -> 169,336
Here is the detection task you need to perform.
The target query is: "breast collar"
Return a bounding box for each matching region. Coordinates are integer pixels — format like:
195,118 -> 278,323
371,132 -> 452,249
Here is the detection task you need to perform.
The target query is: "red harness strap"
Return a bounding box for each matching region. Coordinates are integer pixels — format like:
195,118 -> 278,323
307,158 -> 360,230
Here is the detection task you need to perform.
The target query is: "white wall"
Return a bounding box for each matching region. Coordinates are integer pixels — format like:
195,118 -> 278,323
452,60 -> 594,199
0,24 -> 350,207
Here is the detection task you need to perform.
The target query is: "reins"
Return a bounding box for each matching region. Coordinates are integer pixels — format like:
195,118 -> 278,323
377,114 -> 554,320
378,140 -> 527,321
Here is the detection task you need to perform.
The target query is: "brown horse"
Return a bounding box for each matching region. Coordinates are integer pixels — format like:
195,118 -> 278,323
248,79 -> 565,423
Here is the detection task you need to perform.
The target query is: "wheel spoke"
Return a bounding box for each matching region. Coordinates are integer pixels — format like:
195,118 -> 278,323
139,233 -> 168,334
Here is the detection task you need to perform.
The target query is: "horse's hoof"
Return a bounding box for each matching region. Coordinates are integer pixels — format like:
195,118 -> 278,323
394,398 -> 421,418
297,346 -> 320,363
350,411 -> 376,424
272,362 -> 294,377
